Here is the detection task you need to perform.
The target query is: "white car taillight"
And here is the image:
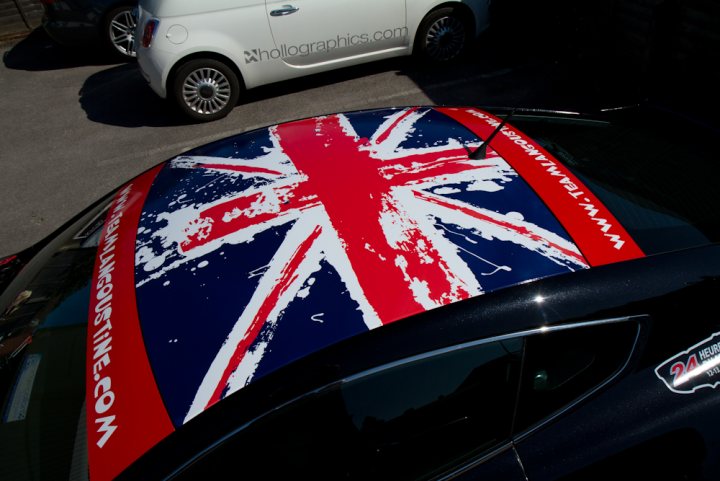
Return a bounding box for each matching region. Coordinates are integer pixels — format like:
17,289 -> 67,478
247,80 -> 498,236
142,19 -> 159,48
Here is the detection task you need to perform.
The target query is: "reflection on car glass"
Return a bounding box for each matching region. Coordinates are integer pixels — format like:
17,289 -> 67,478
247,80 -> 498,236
2,353 -> 41,423
515,321 -> 639,434
75,203 -> 111,247
175,338 -> 523,481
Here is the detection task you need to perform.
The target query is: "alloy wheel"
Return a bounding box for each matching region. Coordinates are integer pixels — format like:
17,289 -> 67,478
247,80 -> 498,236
108,8 -> 137,58
182,68 -> 233,116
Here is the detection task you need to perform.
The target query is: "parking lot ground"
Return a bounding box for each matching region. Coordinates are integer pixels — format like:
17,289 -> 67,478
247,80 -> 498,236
0,26 -> 648,258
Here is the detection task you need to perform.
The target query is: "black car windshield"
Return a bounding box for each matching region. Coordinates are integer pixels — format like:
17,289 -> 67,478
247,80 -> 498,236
0,200 -> 109,481
510,107 -> 720,256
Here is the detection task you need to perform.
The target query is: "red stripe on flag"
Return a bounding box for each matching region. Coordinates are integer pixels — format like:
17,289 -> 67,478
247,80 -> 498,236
438,107 -> 644,266
86,165 -> 174,481
274,114 -> 473,323
414,190 -> 587,265
374,107 -> 419,145
207,225 -> 324,408
179,187 -> 318,253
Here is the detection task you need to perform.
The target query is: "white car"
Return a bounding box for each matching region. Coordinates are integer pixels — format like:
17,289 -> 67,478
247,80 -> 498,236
136,0 -> 491,121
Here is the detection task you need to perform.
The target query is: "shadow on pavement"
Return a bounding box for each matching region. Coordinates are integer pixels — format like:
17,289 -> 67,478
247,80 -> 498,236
11,1 -> 720,129
3,28 -> 124,71
76,17 -> 644,129
433,0 -> 720,125
78,42 -> 540,128
236,28 -> 556,110
72,0 -> 640,129
76,1 -> 655,129
79,63 -> 185,127
398,6 -> 646,114
77,58 -> 413,128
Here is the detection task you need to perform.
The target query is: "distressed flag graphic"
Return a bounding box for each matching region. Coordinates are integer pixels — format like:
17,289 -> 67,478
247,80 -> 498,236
133,108 -> 589,426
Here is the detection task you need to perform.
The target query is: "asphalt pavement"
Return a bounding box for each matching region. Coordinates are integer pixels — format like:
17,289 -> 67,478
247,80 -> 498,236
0,28 -> 639,258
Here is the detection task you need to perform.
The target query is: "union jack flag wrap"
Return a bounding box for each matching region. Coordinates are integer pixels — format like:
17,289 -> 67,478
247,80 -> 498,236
134,108 -> 588,426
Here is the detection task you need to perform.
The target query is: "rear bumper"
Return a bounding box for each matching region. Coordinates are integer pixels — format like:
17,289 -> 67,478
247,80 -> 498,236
42,13 -> 99,46
137,47 -> 168,98
136,7 -> 169,98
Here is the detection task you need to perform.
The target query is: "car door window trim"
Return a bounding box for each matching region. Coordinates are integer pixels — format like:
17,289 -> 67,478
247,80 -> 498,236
511,319 -> 643,444
167,315 -> 644,480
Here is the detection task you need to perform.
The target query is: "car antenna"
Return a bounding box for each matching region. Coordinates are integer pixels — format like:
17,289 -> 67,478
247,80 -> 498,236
468,108 -> 516,160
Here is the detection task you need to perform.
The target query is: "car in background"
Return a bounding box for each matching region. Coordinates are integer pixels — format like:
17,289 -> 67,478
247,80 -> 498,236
1,105 -> 720,480
40,0 -> 137,59
135,0 -> 491,121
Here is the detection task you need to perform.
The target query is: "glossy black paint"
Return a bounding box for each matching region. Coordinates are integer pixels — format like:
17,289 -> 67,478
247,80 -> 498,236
41,0 -> 133,47
117,244 -> 720,480
3,106 -> 720,480
448,446 -> 527,481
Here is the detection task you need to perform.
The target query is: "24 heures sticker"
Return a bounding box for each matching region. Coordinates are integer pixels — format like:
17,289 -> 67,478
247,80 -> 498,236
656,332 -> 720,394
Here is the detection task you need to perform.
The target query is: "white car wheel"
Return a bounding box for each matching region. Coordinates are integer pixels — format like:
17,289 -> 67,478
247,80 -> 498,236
173,59 -> 242,122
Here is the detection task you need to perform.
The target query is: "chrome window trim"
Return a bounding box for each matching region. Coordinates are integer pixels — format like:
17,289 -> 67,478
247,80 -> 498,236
393,316 -> 644,480
342,315 -> 644,384
511,317 -> 643,444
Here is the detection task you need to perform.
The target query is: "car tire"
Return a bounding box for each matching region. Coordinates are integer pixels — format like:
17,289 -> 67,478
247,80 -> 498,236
172,59 -> 242,122
415,7 -> 471,62
104,5 -> 137,60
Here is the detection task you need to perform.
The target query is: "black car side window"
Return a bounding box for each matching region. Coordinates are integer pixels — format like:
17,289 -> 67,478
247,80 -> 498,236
175,320 -> 639,481
514,320 -> 639,434
176,338 -> 523,481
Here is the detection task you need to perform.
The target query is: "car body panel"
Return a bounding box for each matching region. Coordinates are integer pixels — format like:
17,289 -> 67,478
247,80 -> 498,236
439,108 -> 644,265
41,0 -> 130,46
80,107 -> 644,480
3,105 -> 720,481
265,0 -> 407,67
450,445 -> 528,481
141,0 -> 262,17
85,165 -> 173,481
117,243 -> 720,481
511,265 -> 720,480
137,1 -> 274,97
136,0 -> 491,97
